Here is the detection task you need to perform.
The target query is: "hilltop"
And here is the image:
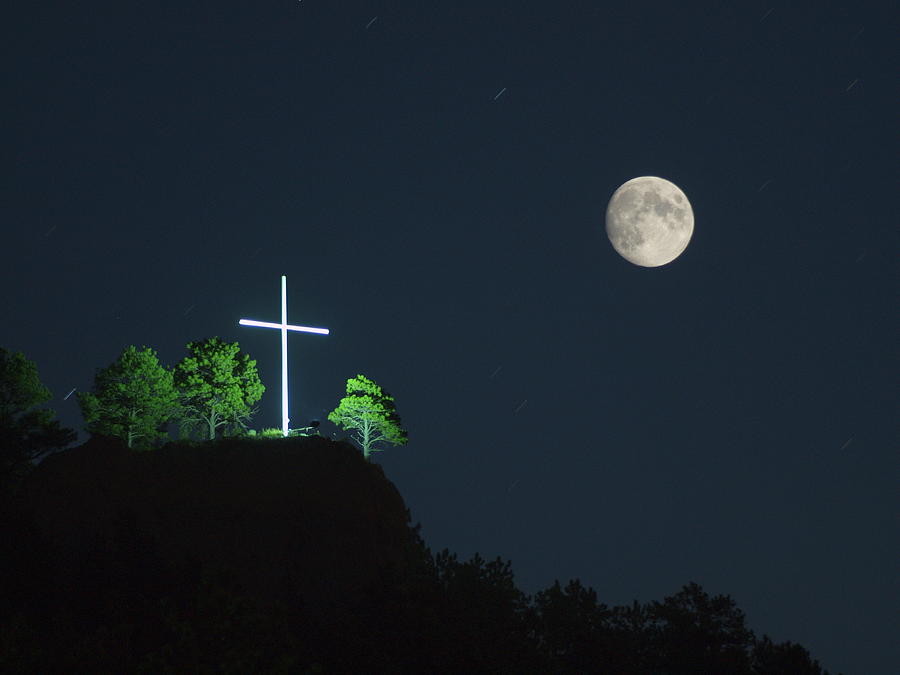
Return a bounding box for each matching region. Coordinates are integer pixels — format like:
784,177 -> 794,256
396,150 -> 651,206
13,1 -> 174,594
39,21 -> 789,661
1,435 -> 837,673
4,435 -> 420,672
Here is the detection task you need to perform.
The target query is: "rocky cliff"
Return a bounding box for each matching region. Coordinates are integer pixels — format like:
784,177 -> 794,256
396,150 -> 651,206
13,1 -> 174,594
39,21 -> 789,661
18,435 -> 411,618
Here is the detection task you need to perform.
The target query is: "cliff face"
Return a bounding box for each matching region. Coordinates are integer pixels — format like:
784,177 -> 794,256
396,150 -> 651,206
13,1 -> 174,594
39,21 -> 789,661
19,435 -> 411,615
5,436 -> 836,674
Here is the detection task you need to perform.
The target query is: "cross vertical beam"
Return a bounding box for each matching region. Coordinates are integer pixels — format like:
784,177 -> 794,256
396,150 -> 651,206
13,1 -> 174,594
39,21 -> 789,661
239,275 -> 329,437
281,275 -> 288,436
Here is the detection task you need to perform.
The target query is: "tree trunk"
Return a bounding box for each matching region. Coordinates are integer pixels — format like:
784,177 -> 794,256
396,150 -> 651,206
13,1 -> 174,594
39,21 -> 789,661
127,410 -> 136,448
361,421 -> 371,460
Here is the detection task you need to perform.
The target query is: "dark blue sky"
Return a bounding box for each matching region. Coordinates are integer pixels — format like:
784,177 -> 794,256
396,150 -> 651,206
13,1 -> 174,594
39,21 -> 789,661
3,2 -> 895,672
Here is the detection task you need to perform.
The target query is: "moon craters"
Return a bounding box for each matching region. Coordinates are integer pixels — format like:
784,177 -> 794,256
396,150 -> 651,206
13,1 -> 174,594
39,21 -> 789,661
605,176 -> 694,267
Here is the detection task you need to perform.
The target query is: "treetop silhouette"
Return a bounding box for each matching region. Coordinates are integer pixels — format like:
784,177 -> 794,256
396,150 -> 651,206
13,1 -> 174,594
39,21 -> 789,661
0,347 -> 74,491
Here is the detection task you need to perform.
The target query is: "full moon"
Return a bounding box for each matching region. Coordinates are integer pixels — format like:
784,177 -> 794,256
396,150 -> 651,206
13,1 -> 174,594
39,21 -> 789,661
605,176 -> 694,267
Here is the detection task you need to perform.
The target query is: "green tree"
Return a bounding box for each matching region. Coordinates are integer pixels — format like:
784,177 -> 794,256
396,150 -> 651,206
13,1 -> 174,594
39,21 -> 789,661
77,345 -> 178,449
0,347 -> 75,489
327,374 -> 407,459
174,337 -> 264,440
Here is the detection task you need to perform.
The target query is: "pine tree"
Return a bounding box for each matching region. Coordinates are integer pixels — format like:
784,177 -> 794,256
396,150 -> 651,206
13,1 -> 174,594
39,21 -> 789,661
1,347 -> 75,487
78,345 -> 178,449
328,374 -> 408,459
174,337 -> 264,440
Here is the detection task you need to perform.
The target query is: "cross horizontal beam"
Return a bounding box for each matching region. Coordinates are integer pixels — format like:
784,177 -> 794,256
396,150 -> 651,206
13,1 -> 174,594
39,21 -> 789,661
238,319 -> 329,335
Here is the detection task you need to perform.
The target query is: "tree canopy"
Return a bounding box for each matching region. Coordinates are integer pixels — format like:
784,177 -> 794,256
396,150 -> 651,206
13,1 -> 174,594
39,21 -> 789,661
0,347 -> 75,490
327,374 -> 408,459
77,345 -> 178,449
173,337 -> 264,440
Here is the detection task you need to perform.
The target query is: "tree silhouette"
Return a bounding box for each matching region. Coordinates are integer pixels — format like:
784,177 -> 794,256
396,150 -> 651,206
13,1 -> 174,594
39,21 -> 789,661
533,579 -> 615,672
328,374 -> 407,459
608,599 -> 656,674
78,345 -> 178,448
0,347 -> 74,491
173,337 -> 264,440
751,634 -> 831,675
420,549 -> 540,672
646,581 -> 755,674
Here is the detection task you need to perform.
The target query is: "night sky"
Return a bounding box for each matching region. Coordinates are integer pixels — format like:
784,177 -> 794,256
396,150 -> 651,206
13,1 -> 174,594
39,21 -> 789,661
3,2 -> 895,672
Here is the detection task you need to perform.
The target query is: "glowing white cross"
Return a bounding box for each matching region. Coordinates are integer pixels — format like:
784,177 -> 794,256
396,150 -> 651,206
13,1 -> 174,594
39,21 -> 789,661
239,275 -> 329,437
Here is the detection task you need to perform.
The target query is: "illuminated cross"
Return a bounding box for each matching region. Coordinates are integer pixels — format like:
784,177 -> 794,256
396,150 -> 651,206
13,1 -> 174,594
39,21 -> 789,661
239,275 -> 329,437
